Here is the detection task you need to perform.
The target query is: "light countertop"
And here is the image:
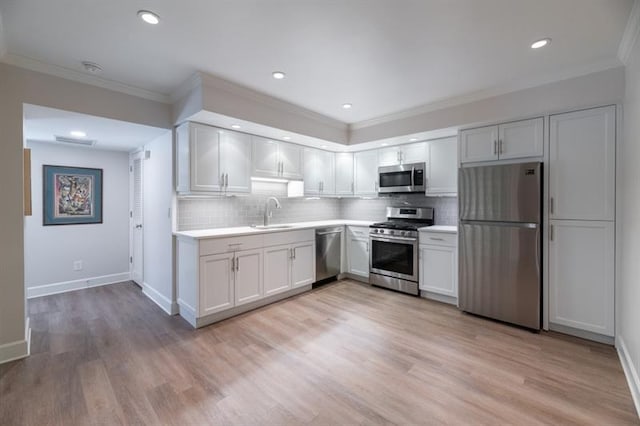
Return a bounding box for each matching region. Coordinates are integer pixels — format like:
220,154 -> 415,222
174,220 -> 374,240
418,225 -> 458,233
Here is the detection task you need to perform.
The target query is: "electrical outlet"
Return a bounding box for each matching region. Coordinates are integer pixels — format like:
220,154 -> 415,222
73,260 -> 83,271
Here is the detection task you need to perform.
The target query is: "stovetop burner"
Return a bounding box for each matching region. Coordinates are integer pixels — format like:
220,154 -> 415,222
370,206 -> 434,232
370,221 -> 424,231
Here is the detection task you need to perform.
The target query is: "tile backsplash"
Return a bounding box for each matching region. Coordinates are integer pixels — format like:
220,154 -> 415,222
177,182 -> 458,231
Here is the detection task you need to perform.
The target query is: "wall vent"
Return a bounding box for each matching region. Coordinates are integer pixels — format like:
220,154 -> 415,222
54,135 -> 97,147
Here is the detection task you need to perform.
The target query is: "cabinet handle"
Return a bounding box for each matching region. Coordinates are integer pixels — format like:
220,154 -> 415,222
289,248 -> 293,259
550,197 -> 554,215
220,173 -> 225,187
236,257 -> 240,271
351,182 -> 354,193
429,237 -> 444,241
493,140 -> 498,155
550,225 -> 554,242
225,173 -> 229,188
231,257 -> 235,271
293,248 -> 296,259
499,139 -> 504,154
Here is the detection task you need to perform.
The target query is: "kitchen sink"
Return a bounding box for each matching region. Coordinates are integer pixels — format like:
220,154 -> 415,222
250,224 -> 296,230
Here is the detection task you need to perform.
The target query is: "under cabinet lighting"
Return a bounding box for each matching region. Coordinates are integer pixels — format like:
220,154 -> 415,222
70,130 -> 87,138
282,136 -> 291,141
231,124 -> 241,129
251,176 -> 289,183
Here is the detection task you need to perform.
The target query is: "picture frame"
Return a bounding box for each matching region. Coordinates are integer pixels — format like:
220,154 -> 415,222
43,165 -> 103,226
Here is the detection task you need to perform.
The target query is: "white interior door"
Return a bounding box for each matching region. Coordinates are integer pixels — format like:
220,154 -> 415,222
131,152 -> 144,286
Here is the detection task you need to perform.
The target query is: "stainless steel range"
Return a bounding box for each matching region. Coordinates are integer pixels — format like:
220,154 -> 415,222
369,206 -> 434,295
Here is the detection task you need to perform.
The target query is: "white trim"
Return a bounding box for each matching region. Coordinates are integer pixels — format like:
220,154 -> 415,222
617,336 -> 640,417
619,0 -> 640,65
170,72 -> 203,104
26,272 -> 131,298
1,54 -> 170,104
177,299 -> 197,327
142,282 -> 178,315
349,59 -> 623,131
0,317 -> 30,365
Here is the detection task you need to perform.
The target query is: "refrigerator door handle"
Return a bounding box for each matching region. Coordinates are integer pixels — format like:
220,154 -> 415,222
550,224 -> 554,241
460,220 -> 538,229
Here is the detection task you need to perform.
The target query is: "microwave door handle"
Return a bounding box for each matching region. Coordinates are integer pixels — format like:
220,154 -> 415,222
411,167 -> 415,187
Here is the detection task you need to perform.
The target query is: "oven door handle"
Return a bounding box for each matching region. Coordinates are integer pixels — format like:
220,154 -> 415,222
370,236 -> 417,244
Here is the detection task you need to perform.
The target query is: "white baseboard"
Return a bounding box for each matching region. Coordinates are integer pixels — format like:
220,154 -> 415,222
27,272 -> 132,298
617,336 -> 640,417
0,317 -> 30,365
142,282 -> 178,315
178,299 -> 197,327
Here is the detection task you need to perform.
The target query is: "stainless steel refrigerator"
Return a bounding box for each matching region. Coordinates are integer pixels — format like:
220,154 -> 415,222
459,162 -> 542,330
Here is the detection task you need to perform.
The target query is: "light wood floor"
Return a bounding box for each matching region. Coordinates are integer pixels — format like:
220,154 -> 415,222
1,280 -> 637,425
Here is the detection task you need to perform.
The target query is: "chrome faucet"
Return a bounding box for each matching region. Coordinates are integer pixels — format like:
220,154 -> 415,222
263,196 -> 282,226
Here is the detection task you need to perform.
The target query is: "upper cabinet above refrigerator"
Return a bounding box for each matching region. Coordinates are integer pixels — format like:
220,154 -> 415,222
459,117 -> 544,164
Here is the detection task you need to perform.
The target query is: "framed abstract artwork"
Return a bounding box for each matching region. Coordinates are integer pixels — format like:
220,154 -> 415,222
43,165 -> 103,226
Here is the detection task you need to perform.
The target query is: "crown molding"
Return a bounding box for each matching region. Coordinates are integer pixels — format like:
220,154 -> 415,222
618,0 -> 640,65
349,58 -> 623,131
1,54 -> 171,104
198,71 -> 347,131
170,72 -> 202,104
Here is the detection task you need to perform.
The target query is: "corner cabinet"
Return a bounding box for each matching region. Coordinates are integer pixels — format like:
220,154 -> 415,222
177,229 -> 316,328
425,137 -> 457,196
459,117 -> 543,164
335,152 -> 354,196
252,136 -> 304,180
354,150 -> 379,196
304,148 -> 335,195
175,122 -> 252,194
419,230 -> 457,305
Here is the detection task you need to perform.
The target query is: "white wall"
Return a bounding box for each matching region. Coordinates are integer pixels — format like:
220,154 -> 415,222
140,131 -> 176,314
619,28 -> 640,413
24,141 -> 130,297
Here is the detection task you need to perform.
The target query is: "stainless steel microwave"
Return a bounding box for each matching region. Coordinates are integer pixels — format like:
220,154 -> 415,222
378,162 -> 426,193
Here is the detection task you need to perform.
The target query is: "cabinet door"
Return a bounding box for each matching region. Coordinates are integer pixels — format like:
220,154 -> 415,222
175,123 -> 190,192
263,244 -> 292,296
279,142 -> 304,180
190,123 -> 222,191
419,244 -> 457,297
220,130 -> 252,193
378,147 -> 401,166
335,152 -> 354,195
252,136 -> 280,178
303,148 -> 321,195
347,228 -> 369,278
401,142 -> 427,164
549,106 -> 615,221
426,137 -> 457,195
199,253 -> 234,315
459,125 -> 498,163
354,150 -> 379,196
234,249 -> 263,306
317,150 -> 335,195
499,117 -> 543,160
549,220 -> 614,337
291,241 -> 315,288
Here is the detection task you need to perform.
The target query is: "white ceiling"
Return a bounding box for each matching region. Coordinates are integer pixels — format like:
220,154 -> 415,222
0,1 -> 634,124
23,104 -> 169,151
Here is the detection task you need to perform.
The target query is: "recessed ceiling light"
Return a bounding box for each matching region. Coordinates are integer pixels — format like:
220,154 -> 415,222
231,124 -> 241,129
381,143 -> 388,147
272,71 -> 286,80
531,38 -> 551,49
81,61 -> 102,74
70,130 -> 87,138
342,103 -> 353,109
409,138 -> 418,142
282,136 -> 291,141
138,10 -> 160,25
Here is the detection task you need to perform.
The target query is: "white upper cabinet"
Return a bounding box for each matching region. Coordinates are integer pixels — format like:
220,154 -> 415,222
499,117 -> 544,160
459,117 -> 543,164
549,106 -> 616,221
252,136 -> 303,180
354,150 -> 379,196
175,122 -> 251,193
335,152 -> 354,196
425,137 -> 457,196
220,130 -> 252,193
304,148 -> 335,195
459,125 -> 498,163
378,143 -> 426,166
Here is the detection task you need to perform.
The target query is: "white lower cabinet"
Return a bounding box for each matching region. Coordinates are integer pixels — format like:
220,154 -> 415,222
234,249 -> 263,306
347,226 -> 369,278
291,241 -> 315,288
549,220 -> 614,337
264,245 -> 292,296
419,230 -> 458,304
199,253 -> 235,315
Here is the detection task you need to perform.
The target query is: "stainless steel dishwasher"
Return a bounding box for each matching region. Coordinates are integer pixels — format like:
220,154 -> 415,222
315,227 -> 343,281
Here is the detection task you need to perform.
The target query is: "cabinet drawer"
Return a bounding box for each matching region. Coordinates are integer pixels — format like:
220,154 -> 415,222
419,232 -> 457,246
200,235 -> 264,256
263,229 -> 314,247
